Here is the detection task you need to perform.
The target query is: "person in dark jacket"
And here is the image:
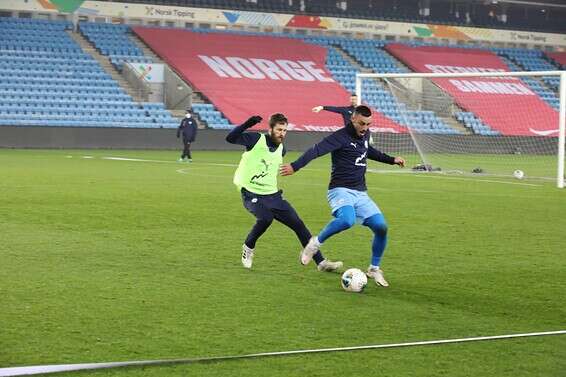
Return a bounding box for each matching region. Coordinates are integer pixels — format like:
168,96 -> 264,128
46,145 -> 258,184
177,110 -> 198,162
311,94 -> 358,126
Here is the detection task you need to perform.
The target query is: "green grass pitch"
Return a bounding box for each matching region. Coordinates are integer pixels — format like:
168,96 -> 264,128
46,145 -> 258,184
1,149 -> 565,377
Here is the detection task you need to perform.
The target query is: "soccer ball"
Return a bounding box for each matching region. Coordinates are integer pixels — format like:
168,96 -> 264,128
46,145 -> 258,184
513,169 -> 525,180
341,268 -> 368,293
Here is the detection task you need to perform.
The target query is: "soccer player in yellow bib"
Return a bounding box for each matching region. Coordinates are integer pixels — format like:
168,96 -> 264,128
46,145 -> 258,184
227,113 -> 342,272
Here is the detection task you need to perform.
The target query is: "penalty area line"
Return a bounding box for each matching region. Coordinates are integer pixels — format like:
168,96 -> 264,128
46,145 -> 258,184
1,330 -> 565,376
412,174 -> 543,187
368,169 -> 542,187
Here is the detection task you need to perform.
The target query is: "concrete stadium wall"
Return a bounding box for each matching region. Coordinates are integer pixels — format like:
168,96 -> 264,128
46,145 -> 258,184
0,126 -> 332,151
0,126 -> 558,155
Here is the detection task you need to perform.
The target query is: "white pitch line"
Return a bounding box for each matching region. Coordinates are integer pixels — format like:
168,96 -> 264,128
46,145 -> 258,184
366,168 -> 545,187
82,156 -> 550,187
101,156 -> 238,168
411,173 -> 543,187
1,330 -> 565,376
101,156 -> 175,164
88,156 -> 549,197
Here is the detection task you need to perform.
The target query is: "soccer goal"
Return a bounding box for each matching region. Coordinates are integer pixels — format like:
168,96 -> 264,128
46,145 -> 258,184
356,71 -> 566,188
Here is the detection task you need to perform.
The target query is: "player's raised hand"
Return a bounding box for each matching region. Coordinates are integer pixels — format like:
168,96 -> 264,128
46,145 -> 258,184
394,157 -> 405,168
248,115 -> 263,124
279,163 -> 295,176
312,106 -> 323,113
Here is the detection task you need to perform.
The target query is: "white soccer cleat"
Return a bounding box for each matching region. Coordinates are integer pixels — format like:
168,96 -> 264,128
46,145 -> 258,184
366,266 -> 389,287
317,259 -> 343,272
300,237 -> 320,265
241,244 -> 254,269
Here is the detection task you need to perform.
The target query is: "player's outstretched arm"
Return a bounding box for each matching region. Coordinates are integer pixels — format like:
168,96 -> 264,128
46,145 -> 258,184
279,164 -> 295,176
284,134 -> 343,176
368,145 -> 404,167
394,156 -> 405,167
225,116 -> 262,146
322,106 -> 349,114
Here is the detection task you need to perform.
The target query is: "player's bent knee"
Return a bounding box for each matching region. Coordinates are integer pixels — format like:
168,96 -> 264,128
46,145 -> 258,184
365,214 -> 387,235
257,217 -> 274,228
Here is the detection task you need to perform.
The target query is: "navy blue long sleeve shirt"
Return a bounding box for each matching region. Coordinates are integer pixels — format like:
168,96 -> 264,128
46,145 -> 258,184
323,105 -> 355,127
290,123 -> 395,191
225,119 -> 287,156
177,117 -> 197,142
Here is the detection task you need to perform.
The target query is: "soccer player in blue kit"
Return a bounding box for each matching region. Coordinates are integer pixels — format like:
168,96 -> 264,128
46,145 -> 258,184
280,105 -> 405,287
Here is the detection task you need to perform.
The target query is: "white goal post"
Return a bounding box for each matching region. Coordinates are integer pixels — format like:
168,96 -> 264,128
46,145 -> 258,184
356,71 -> 566,188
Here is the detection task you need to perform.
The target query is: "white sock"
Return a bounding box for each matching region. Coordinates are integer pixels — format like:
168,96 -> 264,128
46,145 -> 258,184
370,264 -> 380,270
313,236 -> 321,247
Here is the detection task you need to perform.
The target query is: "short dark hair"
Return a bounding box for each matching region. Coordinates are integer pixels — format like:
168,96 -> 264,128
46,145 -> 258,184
354,105 -> 371,117
269,113 -> 288,128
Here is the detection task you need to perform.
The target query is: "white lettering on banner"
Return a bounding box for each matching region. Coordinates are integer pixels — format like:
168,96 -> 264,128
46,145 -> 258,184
226,57 -> 265,79
449,79 -> 534,95
424,64 -> 517,80
249,59 -> 291,80
198,55 -> 241,78
275,60 -> 314,81
198,55 -> 334,82
303,125 -> 398,133
299,61 -> 334,82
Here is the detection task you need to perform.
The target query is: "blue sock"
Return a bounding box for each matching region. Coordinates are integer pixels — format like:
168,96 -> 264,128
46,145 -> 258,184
318,206 -> 356,243
363,214 -> 388,267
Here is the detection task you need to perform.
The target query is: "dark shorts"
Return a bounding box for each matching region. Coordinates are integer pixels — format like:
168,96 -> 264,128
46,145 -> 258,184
241,188 -> 294,216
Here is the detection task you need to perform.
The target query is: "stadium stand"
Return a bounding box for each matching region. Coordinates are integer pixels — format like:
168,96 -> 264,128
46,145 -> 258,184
0,16 -> 560,136
102,0 -> 566,34
79,22 -> 153,70
385,43 -> 559,136
456,112 -> 499,136
493,48 -> 561,108
547,52 -> 566,69
0,17 -> 178,128
312,37 -> 460,134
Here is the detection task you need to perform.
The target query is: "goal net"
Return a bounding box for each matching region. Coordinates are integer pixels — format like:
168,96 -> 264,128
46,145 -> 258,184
357,71 -> 565,188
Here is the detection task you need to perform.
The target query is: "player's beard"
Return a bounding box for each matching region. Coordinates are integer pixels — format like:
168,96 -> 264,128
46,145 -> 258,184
270,133 -> 284,145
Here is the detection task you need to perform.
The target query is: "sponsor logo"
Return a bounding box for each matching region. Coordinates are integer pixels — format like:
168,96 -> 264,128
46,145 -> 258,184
145,6 -> 194,18
355,152 -> 367,167
332,198 -> 346,207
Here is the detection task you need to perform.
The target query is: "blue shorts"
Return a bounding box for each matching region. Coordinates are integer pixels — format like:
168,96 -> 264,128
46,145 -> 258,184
327,187 -> 381,222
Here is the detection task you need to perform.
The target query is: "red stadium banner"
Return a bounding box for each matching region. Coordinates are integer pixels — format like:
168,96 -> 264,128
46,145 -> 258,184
386,44 -> 559,136
546,52 -> 566,68
133,28 -> 405,133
